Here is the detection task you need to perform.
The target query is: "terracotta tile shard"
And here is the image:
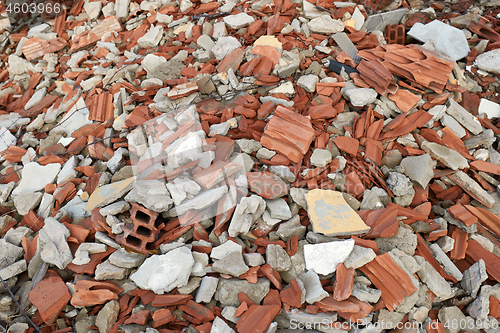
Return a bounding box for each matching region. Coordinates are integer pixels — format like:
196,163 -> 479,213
260,106 -> 315,163
70,16 -> 122,52
28,275 -> 71,325
71,280 -> 122,307
470,160 -> 500,176
235,304 -> 281,333
357,59 -> 397,96
388,89 -> 421,112
465,205 -> 500,239
304,189 -> 370,236
333,263 -> 355,301
177,300 -> 215,322
87,91 -> 114,122
152,308 -> 175,328
167,82 -> 199,100
315,295 -> 360,313
358,253 -> 417,311
218,47 -> 245,74
467,239 -> 500,283
448,204 -> 478,227
22,37 -> 68,61
151,294 -> 192,307
358,44 -> 454,93
280,279 -> 303,308
332,136 -> 359,156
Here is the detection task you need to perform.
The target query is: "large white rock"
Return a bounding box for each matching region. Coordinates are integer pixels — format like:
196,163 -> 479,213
38,218 -> 73,269
303,239 -> 355,275
0,127 -> 17,153
131,246 -> 194,294
307,15 -> 345,35
346,88 -> 378,107
408,20 -> 469,61
211,36 -> 242,61
138,25 -> 164,48
12,162 -> 61,196
223,13 -> 255,29
476,49 -> 500,74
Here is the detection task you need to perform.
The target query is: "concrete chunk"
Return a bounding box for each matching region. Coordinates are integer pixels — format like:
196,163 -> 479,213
266,244 -> 292,272
462,259 -> 488,298
415,256 -> 453,300
213,251 -> 249,277
303,239 -> 355,276
446,99 -> 483,135
296,270 -> 329,304
421,141 -> 469,170
196,276 -> 219,303
344,245 -> 376,269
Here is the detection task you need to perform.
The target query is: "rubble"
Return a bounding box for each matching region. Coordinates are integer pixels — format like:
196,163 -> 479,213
0,0 -> 500,331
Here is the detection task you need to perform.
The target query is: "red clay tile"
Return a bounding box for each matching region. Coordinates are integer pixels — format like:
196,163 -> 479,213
28,275 -> 71,325
358,253 -> 417,311
333,263 -> 354,301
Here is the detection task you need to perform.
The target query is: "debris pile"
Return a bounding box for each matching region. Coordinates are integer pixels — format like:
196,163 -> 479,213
1,0 -> 500,332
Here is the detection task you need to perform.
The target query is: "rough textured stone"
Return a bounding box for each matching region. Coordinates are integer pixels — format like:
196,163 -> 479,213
131,246 -> 194,294
476,48 -> 500,74
303,239 -> 355,276
212,251 -> 249,277
415,256 -> 453,299
461,259 -> 487,298
266,244 -> 292,272
421,141 -> 469,170
400,154 -> 436,188
346,88 -> 378,107
296,270 -> 328,304
96,300 -> 120,333
215,278 -> 270,307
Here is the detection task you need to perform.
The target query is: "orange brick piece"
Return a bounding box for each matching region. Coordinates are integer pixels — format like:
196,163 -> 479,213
260,106 -> 315,163
116,203 -> 161,254
448,204 -> 478,226
28,275 -> 71,325
333,263 -> 355,301
358,253 -> 417,311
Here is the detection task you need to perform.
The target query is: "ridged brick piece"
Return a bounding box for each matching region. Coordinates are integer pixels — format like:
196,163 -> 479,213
358,252 -> 417,311
385,24 -> 405,45
116,203 -> 161,254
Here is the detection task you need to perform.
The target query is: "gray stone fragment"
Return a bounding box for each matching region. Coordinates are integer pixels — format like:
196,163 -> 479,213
462,259 -> 488,298
213,251 -> 249,277
296,270 -> 328,304
344,245 -> 376,269
386,171 -> 415,207
4,227 -> 31,246
467,296 -> 489,319
463,129 -> 495,149
430,243 -> 463,281
243,253 -> 265,267
446,99 -> 483,135
377,309 -> 406,329
415,256 -> 453,299
376,225 -> 417,256
266,244 -> 292,272
131,246 -> 194,294
196,276 -> 219,303
303,239 -> 354,275
451,171 -> 495,208
281,240 -> 307,283
215,278 -> 270,307
177,277 -> 202,295
276,215 -> 307,242
99,201 -> 130,216
265,198 -> 292,220
95,259 -> 128,280
438,306 -> 467,333
283,309 -> 337,328
96,300 -> 120,333
109,248 -> 146,268
13,192 -> 43,216
400,154 -> 436,188
476,49 -> 500,74
12,162 -> 60,196
0,240 -> 24,270
270,165 -> 296,183
0,260 -> 26,280
408,20 -> 470,60
352,282 -> 381,303
228,195 -> 266,237
297,74 -> 319,93
211,240 -> 243,260
38,218 -> 73,269
310,148 -> 332,167
211,316 -> 236,333
221,306 -> 239,324
345,88 -> 377,107
211,36 -> 242,61
421,141 -> 469,170
289,188 -> 309,208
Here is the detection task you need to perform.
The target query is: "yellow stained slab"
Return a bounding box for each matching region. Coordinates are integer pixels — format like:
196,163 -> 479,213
254,35 -> 283,50
174,23 -> 194,35
86,177 -> 135,212
344,18 -> 356,29
304,189 -> 370,236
